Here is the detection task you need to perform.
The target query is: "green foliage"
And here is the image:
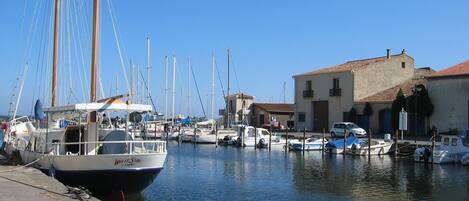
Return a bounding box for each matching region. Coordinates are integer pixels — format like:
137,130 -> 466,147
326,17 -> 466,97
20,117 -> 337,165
391,88 -> 407,130
407,85 -> 434,117
363,102 -> 373,116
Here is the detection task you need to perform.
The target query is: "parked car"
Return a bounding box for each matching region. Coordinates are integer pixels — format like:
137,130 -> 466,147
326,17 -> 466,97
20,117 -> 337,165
330,122 -> 367,137
262,123 -> 284,131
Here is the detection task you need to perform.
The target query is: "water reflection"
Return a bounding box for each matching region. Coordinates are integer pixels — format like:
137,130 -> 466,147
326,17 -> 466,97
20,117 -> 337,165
140,142 -> 469,201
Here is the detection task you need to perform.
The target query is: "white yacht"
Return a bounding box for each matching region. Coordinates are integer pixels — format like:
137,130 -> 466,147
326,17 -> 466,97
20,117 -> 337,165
414,134 -> 469,164
6,102 -> 167,194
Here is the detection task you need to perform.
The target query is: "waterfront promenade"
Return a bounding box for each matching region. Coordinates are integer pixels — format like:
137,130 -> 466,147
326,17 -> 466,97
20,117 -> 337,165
0,154 -> 97,201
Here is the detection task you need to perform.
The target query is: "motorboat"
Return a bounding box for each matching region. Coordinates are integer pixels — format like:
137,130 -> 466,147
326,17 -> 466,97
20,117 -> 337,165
414,134 -> 469,164
348,139 -> 393,155
191,119 -> 217,143
289,138 -> 328,151
235,126 -> 269,147
325,135 -> 363,154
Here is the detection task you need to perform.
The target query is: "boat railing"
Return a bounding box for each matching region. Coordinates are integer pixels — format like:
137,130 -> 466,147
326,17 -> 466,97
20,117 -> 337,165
48,140 -> 167,156
9,116 -> 31,126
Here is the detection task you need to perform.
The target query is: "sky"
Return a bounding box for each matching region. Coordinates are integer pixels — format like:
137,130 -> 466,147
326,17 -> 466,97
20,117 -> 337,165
0,0 -> 469,117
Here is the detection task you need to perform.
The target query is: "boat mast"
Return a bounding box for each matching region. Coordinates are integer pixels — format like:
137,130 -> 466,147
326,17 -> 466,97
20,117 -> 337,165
90,0 -> 100,122
172,56 -> 176,126
226,49 -> 230,128
211,54 -> 215,121
130,60 -> 134,102
188,58 -> 191,118
51,0 -> 60,107
164,56 -> 168,121
146,37 -> 151,105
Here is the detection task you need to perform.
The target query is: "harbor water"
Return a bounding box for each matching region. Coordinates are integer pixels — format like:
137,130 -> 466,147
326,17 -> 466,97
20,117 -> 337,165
132,142 -> 469,201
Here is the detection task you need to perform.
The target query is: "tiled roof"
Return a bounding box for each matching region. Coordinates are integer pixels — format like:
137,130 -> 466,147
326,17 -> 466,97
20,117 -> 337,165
294,53 -> 404,77
356,78 -> 426,104
252,103 -> 294,113
431,60 -> 469,78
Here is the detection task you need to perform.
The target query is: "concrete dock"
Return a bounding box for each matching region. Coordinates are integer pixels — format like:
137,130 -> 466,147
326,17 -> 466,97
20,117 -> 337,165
0,155 -> 98,201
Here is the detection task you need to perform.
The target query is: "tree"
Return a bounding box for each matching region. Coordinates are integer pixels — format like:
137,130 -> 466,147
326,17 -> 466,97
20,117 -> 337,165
363,102 -> 373,117
407,84 -> 434,135
391,88 -> 407,130
348,107 -> 357,123
407,84 -> 434,117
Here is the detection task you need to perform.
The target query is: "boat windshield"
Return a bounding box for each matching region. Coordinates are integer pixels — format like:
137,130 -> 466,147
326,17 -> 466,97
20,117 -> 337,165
346,123 -> 360,129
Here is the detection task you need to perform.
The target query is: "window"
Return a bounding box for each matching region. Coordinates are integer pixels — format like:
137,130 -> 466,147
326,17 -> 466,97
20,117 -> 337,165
401,62 -> 406,68
229,100 -> 233,112
333,78 -> 339,89
451,138 -> 458,146
463,138 -> 469,147
259,114 -> 265,125
443,137 -> 449,145
306,80 -> 312,91
298,113 -> 306,122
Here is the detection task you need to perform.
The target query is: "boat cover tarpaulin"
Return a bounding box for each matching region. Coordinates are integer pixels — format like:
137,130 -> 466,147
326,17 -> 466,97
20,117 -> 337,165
325,136 -> 363,149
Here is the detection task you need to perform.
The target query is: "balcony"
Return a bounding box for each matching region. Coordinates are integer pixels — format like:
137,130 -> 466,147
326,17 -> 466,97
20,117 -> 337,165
329,88 -> 342,96
303,90 -> 314,98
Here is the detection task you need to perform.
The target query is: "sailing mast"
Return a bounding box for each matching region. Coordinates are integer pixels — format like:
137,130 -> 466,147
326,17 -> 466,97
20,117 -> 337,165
211,54 -> 215,122
90,0 -> 100,123
172,56 -> 176,126
51,0 -> 60,107
146,37 -> 151,105
188,58 -> 191,118
226,49 -> 230,128
164,56 -> 168,121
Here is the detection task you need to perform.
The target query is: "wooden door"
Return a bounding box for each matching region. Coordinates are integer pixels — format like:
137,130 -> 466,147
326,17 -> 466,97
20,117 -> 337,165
312,101 -> 329,132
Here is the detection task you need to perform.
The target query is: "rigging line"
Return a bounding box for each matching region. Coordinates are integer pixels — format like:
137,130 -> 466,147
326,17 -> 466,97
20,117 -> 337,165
72,1 -> 88,102
230,53 -> 241,93
190,64 -> 207,117
214,57 -> 226,99
106,0 -> 131,95
138,70 -> 157,113
66,0 -> 74,104
12,63 -> 29,120
30,2 -> 51,116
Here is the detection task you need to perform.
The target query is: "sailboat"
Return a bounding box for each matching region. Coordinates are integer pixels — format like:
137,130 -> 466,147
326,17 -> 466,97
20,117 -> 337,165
4,0 -> 167,194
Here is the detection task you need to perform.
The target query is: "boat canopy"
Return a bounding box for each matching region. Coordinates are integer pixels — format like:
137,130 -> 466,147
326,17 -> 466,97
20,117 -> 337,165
43,103 -> 153,113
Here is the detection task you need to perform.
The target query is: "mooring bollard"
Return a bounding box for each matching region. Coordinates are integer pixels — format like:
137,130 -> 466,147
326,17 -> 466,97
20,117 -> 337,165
343,130 -> 347,155
302,128 -> 306,154
254,127 -> 257,149
285,127 -> 289,151
269,124 -> 272,151
394,130 -> 398,157
322,128 -> 325,152
215,124 -> 218,148
368,128 -> 372,157
432,130 -> 436,164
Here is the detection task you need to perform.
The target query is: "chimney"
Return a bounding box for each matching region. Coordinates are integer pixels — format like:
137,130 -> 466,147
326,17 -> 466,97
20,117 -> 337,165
386,49 -> 391,59
401,49 -> 407,54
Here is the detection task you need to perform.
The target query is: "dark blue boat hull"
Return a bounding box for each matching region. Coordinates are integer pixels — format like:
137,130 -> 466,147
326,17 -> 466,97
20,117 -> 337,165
41,168 -> 162,195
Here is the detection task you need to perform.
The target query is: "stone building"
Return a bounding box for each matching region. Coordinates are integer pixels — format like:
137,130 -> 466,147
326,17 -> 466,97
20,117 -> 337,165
223,93 -> 254,127
293,49 -> 423,132
428,60 -> 469,134
250,103 -> 294,128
